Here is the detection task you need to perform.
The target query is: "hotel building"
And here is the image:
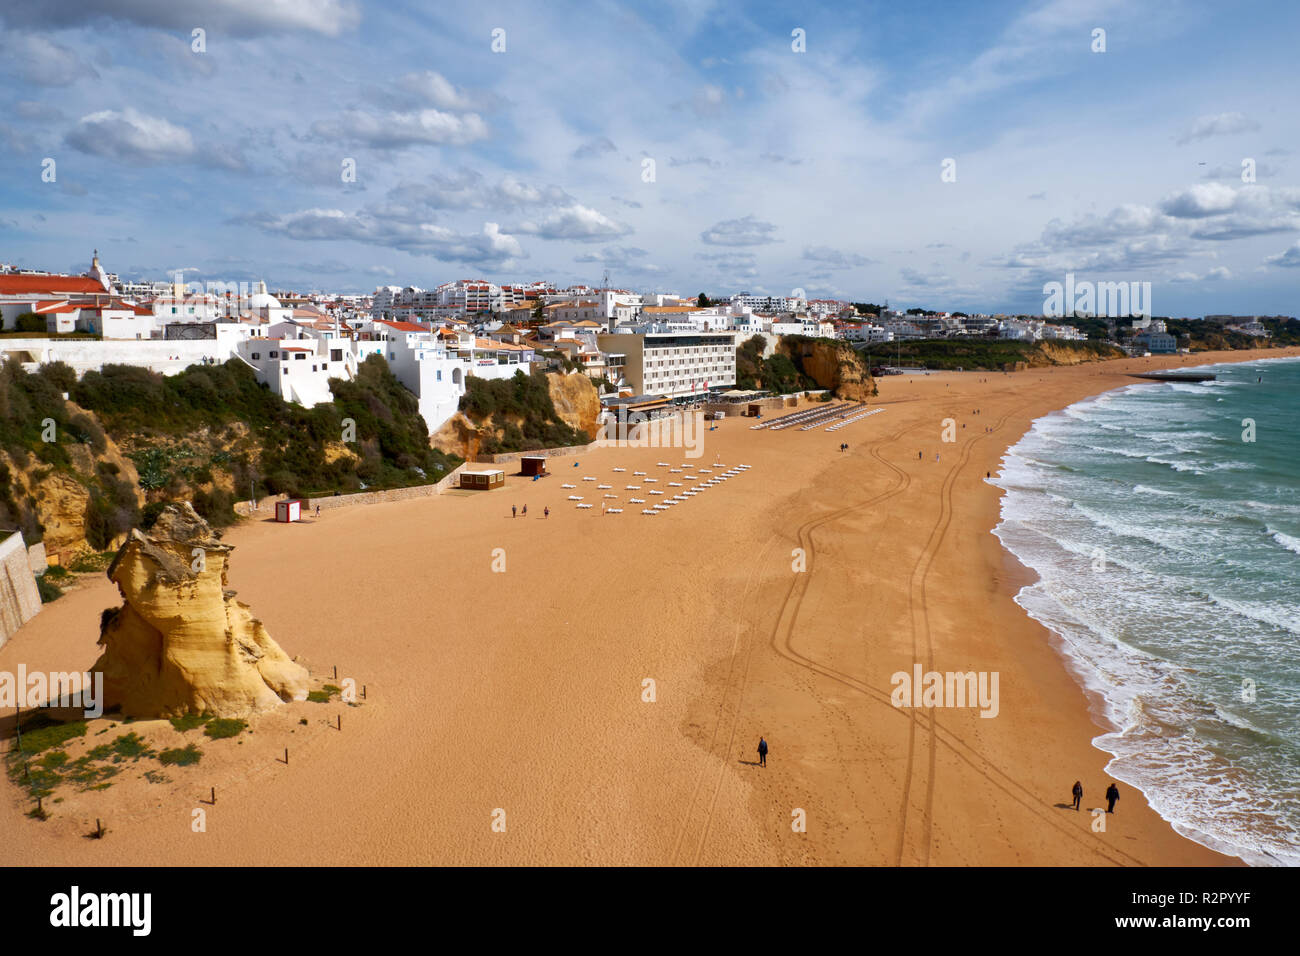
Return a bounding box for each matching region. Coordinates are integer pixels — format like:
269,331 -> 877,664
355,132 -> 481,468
596,327 -> 737,400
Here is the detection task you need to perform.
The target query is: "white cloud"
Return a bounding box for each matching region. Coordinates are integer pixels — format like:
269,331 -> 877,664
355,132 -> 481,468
1264,241 -> 1300,268
3,35 -> 98,86
311,109 -> 488,148
395,71 -> 489,111
513,204 -> 631,242
239,208 -> 524,265
1,0 -> 361,37
803,246 -> 872,269
65,108 -> 196,164
1175,112 -> 1260,146
701,215 -> 779,246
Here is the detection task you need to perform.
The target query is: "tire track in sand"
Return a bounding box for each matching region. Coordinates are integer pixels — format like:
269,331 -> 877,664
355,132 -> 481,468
764,409 -> 1146,866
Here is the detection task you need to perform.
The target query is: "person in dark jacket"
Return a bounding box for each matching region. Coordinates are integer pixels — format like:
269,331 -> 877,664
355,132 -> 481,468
757,737 -> 768,767
1071,780 -> 1083,811
1106,782 -> 1120,813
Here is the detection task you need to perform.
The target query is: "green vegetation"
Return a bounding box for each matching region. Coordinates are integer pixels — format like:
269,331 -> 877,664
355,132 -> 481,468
36,576 -> 63,603
734,335 -> 821,394
108,732 -> 152,760
70,355 -> 459,506
308,683 -> 341,703
10,715 -> 87,756
1161,317 -> 1300,350
14,313 -> 46,334
169,712 -> 213,732
202,718 -> 246,740
0,359 -> 122,542
459,369 -> 591,454
869,338 -> 1122,371
5,716 -> 215,803
157,744 -> 202,767
65,549 -> 116,574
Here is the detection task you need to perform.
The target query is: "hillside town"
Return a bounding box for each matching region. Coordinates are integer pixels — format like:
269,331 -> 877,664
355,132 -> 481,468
0,254 -> 1287,437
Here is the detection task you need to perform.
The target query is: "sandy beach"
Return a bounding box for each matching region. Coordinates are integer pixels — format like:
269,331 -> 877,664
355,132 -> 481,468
4,346 -> 1296,866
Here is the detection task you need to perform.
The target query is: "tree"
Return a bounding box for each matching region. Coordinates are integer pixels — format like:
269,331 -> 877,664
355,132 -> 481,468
14,312 -> 46,333
697,293 -> 711,308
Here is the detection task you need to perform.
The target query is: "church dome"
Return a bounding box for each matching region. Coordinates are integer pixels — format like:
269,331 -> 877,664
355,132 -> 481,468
248,280 -> 281,310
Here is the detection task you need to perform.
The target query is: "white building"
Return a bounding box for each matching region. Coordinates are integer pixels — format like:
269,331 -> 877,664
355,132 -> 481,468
235,336 -> 352,406
596,327 -> 737,399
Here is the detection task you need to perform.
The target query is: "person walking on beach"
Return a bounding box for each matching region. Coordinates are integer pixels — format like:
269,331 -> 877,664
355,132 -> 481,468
1106,782 -> 1120,813
314,504 -> 321,517
757,737 -> 768,767
543,506 -> 549,519
522,504 -> 527,517
512,505 -> 517,518
1071,780 -> 1083,811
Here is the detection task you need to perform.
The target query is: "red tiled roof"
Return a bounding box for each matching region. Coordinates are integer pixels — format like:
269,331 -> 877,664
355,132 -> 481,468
0,274 -> 105,295
375,319 -> 427,332
34,300 -> 77,314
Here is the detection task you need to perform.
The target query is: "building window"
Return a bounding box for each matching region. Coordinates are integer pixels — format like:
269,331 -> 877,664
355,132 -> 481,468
282,367 -> 288,375
270,350 -> 278,358
251,352 -> 260,360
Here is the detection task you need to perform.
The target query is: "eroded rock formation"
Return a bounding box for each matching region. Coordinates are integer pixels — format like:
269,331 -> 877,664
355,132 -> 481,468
92,502 -> 308,718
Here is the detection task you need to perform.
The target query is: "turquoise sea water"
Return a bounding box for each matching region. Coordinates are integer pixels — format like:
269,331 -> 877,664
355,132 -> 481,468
993,356 -> 1300,865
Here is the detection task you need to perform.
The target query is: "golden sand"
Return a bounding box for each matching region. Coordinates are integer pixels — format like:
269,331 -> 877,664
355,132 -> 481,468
4,347 -> 1295,865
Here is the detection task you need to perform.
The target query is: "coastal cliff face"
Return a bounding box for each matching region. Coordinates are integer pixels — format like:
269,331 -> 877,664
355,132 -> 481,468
547,371 -> 601,438
1,404 -> 144,562
782,339 -> 877,401
430,411 -> 489,460
432,370 -> 598,459
1003,341 -> 1126,371
92,502 -> 308,718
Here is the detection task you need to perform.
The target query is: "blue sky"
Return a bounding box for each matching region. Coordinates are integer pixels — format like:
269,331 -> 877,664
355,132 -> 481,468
1,0 -> 1297,315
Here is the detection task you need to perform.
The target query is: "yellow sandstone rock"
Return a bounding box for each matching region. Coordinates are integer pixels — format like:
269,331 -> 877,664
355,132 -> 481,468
92,502 -> 308,718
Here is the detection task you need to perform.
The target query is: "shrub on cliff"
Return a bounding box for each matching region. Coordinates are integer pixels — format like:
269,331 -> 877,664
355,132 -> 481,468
460,369 -> 589,453
75,356 -> 459,503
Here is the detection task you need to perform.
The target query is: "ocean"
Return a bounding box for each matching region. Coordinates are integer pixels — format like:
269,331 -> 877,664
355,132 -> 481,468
993,355 -> 1300,866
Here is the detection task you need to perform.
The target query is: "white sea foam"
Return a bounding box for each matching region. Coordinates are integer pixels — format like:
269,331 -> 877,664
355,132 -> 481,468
993,377 -> 1300,867
1269,528 -> 1300,555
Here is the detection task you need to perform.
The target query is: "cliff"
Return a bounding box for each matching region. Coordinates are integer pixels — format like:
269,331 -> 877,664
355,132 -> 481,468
437,368 -> 594,458
92,502 -> 309,718
780,339 -> 877,401
1,402 -> 144,563
430,411 -> 490,461
547,371 -> 601,438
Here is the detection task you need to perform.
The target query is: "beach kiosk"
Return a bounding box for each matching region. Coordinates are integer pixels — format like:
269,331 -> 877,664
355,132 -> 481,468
460,469 -> 505,491
275,499 -> 303,523
520,456 -> 548,478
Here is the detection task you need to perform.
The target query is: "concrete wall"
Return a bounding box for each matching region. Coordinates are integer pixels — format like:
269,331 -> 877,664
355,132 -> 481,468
0,338 -> 227,377
472,441 -> 600,466
0,532 -> 42,648
232,464 -> 471,517
27,541 -> 46,576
